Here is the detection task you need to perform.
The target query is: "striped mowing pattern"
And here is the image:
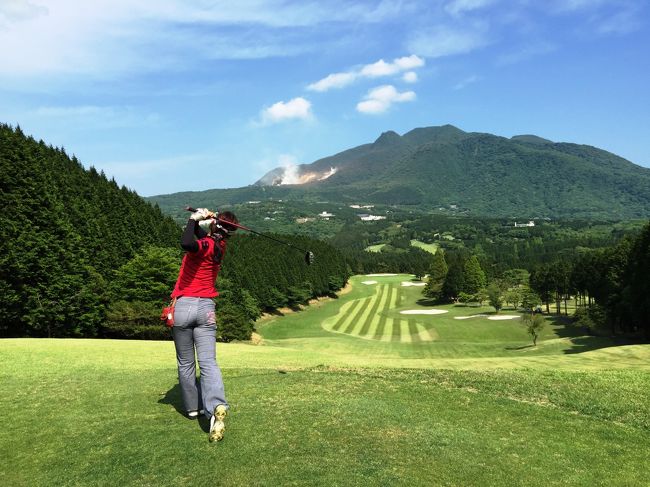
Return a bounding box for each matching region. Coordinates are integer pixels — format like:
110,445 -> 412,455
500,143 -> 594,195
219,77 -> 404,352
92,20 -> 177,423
323,283 -> 438,343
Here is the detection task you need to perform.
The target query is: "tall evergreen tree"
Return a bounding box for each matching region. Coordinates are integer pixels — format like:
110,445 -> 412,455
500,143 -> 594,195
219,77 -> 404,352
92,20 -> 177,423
462,255 -> 486,295
623,222 -> 650,337
423,251 -> 448,301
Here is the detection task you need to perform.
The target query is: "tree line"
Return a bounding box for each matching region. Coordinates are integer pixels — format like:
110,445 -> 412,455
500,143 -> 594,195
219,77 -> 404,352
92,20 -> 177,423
422,221 -> 650,339
103,235 -> 348,342
0,124 -> 179,338
528,224 -> 649,337
0,124 -> 348,341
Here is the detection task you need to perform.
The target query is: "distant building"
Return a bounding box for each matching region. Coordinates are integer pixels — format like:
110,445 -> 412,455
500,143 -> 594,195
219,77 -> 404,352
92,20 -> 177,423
247,201 -> 261,204
296,217 -> 315,224
514,221 -> 535,227
318,211 -> 334,219
358,214 -> 386,221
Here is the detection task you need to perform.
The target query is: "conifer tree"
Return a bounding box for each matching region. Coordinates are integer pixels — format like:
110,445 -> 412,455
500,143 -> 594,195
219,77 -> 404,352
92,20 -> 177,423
463,255 -> 486,295
423,251 -> 448,301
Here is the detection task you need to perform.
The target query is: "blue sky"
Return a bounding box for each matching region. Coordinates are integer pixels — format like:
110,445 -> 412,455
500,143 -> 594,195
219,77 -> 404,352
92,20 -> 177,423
1,0 -> 649,196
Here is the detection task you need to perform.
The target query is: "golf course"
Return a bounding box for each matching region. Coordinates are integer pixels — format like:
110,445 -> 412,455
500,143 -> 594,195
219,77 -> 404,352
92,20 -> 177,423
2,274 -> 649,486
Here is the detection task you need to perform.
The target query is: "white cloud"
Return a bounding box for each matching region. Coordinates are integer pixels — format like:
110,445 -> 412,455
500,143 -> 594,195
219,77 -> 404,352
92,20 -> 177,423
260,97 -> 313,124
407,25 -> 488,58
453,75 -> 479,90
551,0 -> 611,12
402,71 -> 418,83
394,54 -> 426,70
0,0 -> 409,79
496,42 -> 556,65
96,152 -> 234,195
31,105 -> 161,129
445,0 -> 496,16
595,6 -> 642,35
356,85 -> 416,115
308,54 -> 425,92
0,0 -> 48,24
360,55 -> 425,77
360,59 -> 398,77
99,154 -> 201,179
307,72 -> 357,92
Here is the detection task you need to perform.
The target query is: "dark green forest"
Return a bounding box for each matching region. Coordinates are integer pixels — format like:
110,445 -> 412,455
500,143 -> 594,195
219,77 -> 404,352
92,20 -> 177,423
417,223 -> 650,339
0,125 -> 348,341
0,124 -> 179,338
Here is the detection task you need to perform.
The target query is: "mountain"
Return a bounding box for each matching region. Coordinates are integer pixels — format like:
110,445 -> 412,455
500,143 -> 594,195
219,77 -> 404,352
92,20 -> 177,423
151,125 -> 650,219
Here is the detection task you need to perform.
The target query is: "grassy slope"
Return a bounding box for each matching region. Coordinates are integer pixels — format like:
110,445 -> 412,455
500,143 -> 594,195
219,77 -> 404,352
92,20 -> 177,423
1,275 -> 649,486
364,240 -> 437,254
409,239 -> 438,254
364,243 -> 386,252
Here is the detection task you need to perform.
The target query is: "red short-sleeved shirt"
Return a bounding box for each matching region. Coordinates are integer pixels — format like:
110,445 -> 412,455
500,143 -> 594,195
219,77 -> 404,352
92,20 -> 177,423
171,237 -> 227,298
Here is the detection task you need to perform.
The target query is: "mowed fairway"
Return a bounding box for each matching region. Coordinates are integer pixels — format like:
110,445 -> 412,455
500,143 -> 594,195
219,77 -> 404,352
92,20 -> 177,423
2,274 -> 650,486
323,279 -> 439,343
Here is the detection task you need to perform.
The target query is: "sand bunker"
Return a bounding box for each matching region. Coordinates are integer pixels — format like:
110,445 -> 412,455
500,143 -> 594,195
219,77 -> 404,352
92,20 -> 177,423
400,309 -> 448,315
454,314 -> 488,320
366,273 -> 398,277
361,280 -> 378,285
401,281 -> 426,287
488,315 -> 521,320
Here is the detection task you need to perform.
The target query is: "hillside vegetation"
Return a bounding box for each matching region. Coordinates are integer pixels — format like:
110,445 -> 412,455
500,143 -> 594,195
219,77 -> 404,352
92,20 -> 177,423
0,124 -> 179,337
0,125 -> 348,340
150,124 -> 650,219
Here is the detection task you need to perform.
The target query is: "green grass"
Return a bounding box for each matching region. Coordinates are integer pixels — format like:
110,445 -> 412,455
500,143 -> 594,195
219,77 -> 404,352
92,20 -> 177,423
1,274 -> 649,486
410,239 -> 439,254
364,240 -> 438,254
364,243 -> 386,252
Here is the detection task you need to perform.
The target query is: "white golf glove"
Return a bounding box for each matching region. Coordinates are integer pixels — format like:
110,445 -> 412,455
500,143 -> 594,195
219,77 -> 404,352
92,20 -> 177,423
198,218 -> 217,234
190,208 -> 213,221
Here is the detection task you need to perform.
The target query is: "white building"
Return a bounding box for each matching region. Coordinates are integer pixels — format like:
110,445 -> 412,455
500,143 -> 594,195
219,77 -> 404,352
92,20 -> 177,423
514,221 -> 535,227
358,214 -> 386,221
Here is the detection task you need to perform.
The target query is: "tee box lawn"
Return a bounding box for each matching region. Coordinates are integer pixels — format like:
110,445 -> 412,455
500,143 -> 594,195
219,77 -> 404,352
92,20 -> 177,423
1,274 -> 649,486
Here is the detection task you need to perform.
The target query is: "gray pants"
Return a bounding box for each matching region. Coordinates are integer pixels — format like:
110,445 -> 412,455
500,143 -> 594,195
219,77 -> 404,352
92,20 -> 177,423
172,297 -> 227,418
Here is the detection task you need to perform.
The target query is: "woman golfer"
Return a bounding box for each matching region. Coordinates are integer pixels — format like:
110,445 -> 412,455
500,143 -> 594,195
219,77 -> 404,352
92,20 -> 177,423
170,208 -> 238,442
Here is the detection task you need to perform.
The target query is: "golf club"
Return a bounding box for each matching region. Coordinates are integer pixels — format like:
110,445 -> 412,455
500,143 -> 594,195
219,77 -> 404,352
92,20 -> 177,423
185,206 -> 315,265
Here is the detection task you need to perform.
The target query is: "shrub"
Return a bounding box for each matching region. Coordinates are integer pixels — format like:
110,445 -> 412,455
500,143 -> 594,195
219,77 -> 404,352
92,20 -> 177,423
100,322 -> 172,340
573,305 -> 607,335
216,302 -> 254,342
102,300 -> 172,340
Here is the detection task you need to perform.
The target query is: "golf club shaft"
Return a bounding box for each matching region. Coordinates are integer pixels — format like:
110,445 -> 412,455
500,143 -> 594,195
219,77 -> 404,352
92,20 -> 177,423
185,206 -> 310,253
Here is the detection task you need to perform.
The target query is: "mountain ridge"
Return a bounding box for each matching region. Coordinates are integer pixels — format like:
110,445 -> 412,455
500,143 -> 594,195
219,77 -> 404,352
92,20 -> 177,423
150,124 -> 650,220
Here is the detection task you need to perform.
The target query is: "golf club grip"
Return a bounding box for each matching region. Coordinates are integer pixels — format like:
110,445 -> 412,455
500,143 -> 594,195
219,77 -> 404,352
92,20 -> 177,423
185,206 -> 249,231
183,206 -> 313,262
185,206 -> 218,219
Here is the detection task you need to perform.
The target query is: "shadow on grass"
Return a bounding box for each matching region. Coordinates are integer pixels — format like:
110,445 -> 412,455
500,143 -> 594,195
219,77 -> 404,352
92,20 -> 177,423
561,335 -> 637,355
158,383 -> 184,415
534,314 -> 639,355
158,383 -> 210,432
505,344 -> 535,351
